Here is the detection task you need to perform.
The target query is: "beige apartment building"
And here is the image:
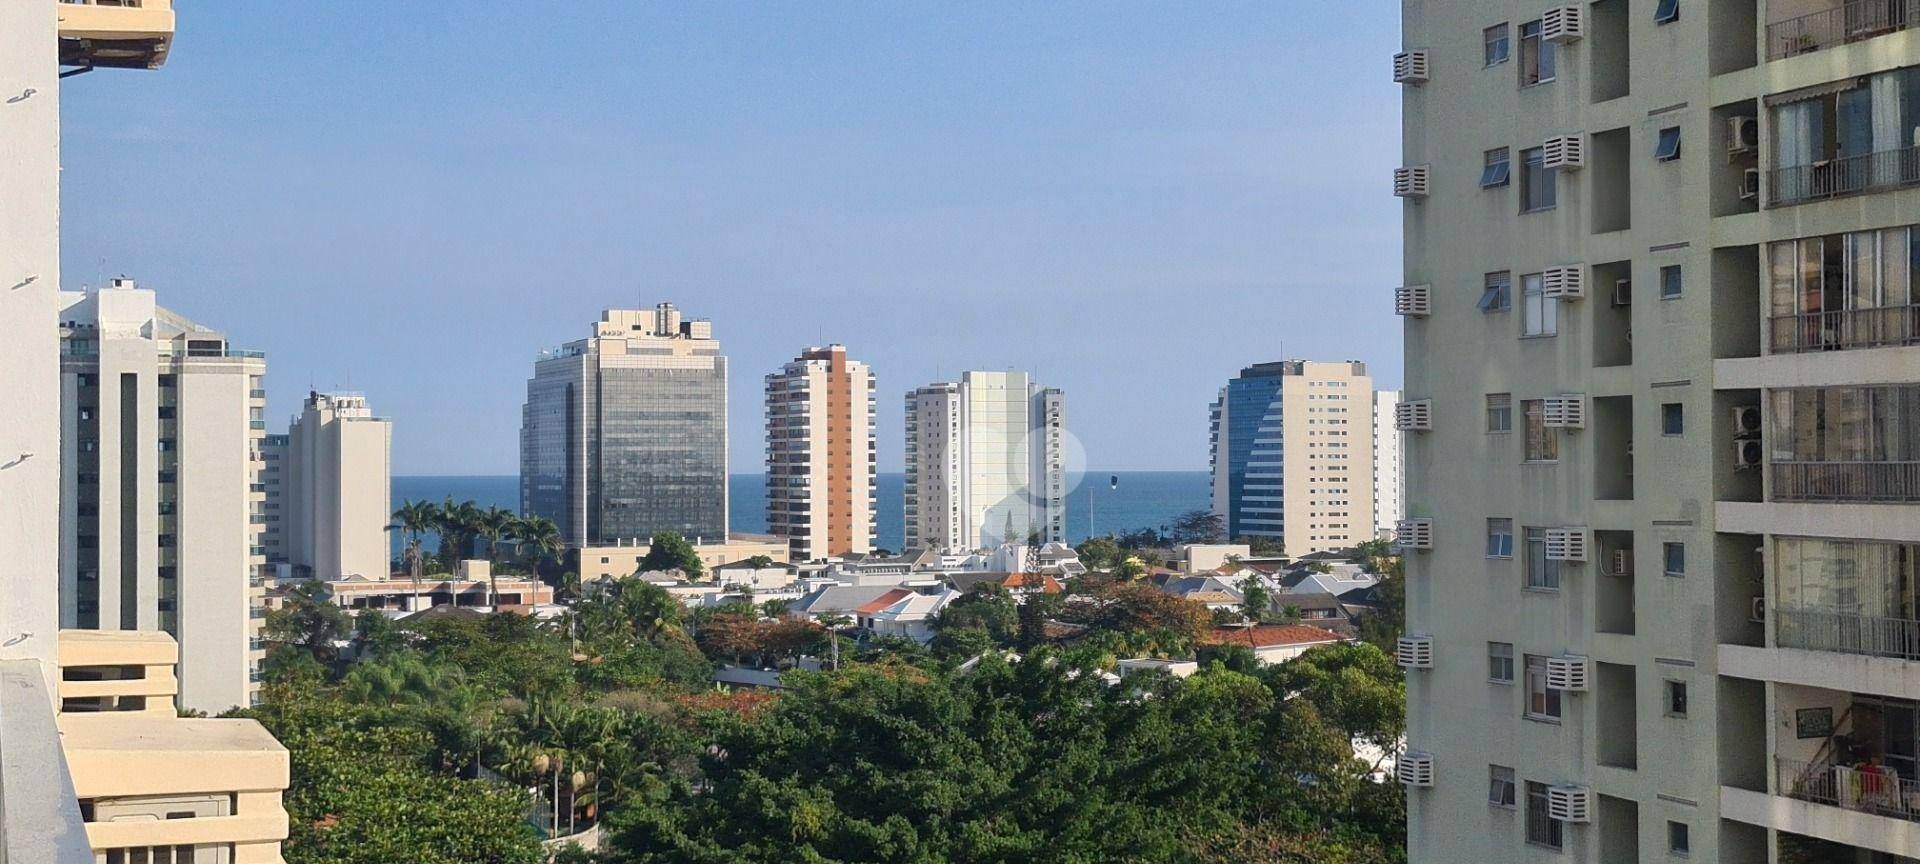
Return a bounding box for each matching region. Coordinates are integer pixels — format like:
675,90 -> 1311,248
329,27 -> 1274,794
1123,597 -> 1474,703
904,371 -> 1067,552
1208,360 -> 1378,555
766,345 -> 878,561
577,535 -> 791,583
58,279 -> 268,714
2,3 -> 291,863
1401,3 -> 1920,862
274,391 -> 392,582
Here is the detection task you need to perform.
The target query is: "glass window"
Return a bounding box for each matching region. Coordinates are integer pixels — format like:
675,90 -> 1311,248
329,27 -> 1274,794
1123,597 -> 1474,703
1661,264 -> 1684,299
1520,20 -> 1555,86
1487,393 -> 1513,433
1655,126 -> 1682,161
1526,527 -> 1562,589
1666,679 -> 1690,716
1484,24 -> 1511,66
1490,764 -> 1517,807
1480,271 -> 1513,312
1481,147 -> 1512,187
1523,401 -> 1560,462
1526,781 -> 1564,848
1655,0 -> 1680,23
1662,402 -> 1684,436
1520,147 -> 1556,211
1488,518 -> 1515,558
1526,655 -> 1563,720
1668,821 -> 1690,856
1490,642 -> 1515,682
1522,273 -> 1558,336
1664,541 -> 1686,577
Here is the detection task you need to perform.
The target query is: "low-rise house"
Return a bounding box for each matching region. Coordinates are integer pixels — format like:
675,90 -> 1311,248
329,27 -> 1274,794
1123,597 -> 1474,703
853,587 -> 957,644
1157,575 -> 1244,611
1116,658 -> 1199,679
1277,561 -> 1378,597
712,560 -> 801,592
946,571 -> 1064,597
1200,624 -> 1347,665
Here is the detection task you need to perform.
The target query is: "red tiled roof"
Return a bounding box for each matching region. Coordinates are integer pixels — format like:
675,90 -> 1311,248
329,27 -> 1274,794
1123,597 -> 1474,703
1003,572 -> 1063,593
1201,624 -> 1347,649
853,588 -> 915,615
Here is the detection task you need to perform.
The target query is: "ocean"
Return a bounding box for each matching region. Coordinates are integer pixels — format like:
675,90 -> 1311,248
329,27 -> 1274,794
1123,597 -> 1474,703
392,471 -> 1209,555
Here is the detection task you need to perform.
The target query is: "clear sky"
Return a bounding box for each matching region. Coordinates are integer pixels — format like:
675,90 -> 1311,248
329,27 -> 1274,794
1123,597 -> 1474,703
59,2 -> 1402,475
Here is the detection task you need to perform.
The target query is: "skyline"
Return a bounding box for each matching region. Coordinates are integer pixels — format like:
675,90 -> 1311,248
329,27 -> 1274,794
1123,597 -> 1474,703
57,2 -> 1402,475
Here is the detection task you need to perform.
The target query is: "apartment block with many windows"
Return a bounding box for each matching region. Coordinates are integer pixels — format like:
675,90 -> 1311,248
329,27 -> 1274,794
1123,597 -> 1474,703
1403,2 -> 1920,862
903,371 -> 1066,552
1208,360 -> 1378,554
765,345 -> 877,561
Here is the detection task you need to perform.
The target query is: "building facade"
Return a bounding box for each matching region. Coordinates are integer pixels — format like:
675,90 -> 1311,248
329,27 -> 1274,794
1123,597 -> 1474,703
1374,388 -> 1406,538
277,391 -> 392,582
1208,360 -> 1376,554
1400,3 -> 1920,862
521,304 -> 728,547
904,371 -> 1066,552
765,345 -> 877,561
56,280 -> 266,713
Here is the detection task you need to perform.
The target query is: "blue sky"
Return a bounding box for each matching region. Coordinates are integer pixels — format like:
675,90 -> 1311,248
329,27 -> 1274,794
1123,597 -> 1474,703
59,2 -> 1402,475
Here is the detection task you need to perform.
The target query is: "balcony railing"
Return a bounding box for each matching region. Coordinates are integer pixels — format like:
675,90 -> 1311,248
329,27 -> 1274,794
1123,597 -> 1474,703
1769,0 -> 1920,59
1769,305 -> 1920,353
1769,146 -> 1920,206
1780,757 -> 1920,821
1775,606 -> 1920,660
1772,461 -> 1920,503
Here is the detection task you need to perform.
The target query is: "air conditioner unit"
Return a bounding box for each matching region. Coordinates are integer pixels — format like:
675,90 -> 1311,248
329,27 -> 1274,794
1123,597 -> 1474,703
1393,50 -> 1430,85
1750,596 -> 1767,623
1734,438 -> 1764,468
1395,399 -> 1433,432
1396,635 -> 1435,669
1544,135 -> 1586,170
1542,265 -> 1585,299
1542,6 -> 1587,42
1740,168 -> 1761,201
1545,527 -> 1590,562
1543,394 -> 1587,429
1395,165 -> 1431,198
1607,549 -> 1633,577
1546,655 -> 1591,692
93,792 -> 230,823
1395,284 -> 1432,317
1732,405 -> 1762,437
1547,784 -> 1595,823
1611,278 -> 1632,307
1397,752 -> 1436,787
1728,116 -> 1759,154
1395,518 -> 1434,551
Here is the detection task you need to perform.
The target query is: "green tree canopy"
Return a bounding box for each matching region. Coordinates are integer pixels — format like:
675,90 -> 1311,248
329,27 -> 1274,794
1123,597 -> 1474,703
640,532 -> 705,580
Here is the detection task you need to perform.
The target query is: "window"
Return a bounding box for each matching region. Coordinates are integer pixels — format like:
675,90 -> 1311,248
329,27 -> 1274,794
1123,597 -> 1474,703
1481,147 -> 1512,188
1665,679 -> 1690,717
1525,655 -> 1563,720
1489,642 -> 1516,682
1487,518 -> 1515,558
1479,271 -> 1513,312
1520,147 -> 1557,212
1522,273 -> 1558,336
1655,126 -> 1682,161
1664,541 -> 1686,577
1526,527 -> 1563,589
1661,402 -> 1684,435
1519,20 -> 1555,86
1484,23 -> 1511,66
1526,781 -> 1564,849
1523,400 -> 1560,462
1487,393 -> 1513,433
1655,0 -> 1680,25
1489,765 -> 1517,807
1668,820 -> 1690,856
1660,263 -> 1683,298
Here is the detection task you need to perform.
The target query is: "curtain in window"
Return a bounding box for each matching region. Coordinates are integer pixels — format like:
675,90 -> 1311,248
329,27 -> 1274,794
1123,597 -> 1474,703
1883,228 -> 1911,308
1873,71 -> 1906,185
1851,231 -> 1880,310
1775,100 -> 1817,201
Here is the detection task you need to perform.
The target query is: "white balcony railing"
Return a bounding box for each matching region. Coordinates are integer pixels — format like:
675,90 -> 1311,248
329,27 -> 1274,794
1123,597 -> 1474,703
1771,461 -> 1920,503
1775,606 -> 1920,660
1780,757 -> 1920,822
1768,0 -> 1920,60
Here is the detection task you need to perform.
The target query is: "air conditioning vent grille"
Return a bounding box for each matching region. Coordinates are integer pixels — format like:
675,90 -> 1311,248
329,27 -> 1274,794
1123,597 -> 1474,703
1547,785 -> 1594,822
1398,752 -> 1435,787
1543,394 -> 1587,428
1542,6 -> 1586,42
1395,399 -> 1433,432
1395,284 -> 1432,317
1546,655 -> 1590,691
1393,50 -> 1430,84
1542,265 -> 1585,299
1396,636 -> 1435,669
1395,165 -> 1431,198
1545,527 -> 1589,562
1395,518 -> 1434,551
1544,135 -> 1585,170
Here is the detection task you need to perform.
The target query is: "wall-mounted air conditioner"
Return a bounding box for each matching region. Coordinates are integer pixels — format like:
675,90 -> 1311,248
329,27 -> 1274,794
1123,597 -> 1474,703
1611,278 -> 1631,306
1542,394 -> 1587,429
1731,405 -> 1762,437
1395,165 -> 1431,198
1607,549 -> 1633,577
1545,527 -> 1590,562
1393,50 -> 1430,85
1542,265 -> 1585,299
1397,752 -> 1435,787
1395,518 -> 1434,551
1740,168 -> 1761,201
1728,116 -> 1759,154
1547,785 -> 1594,823
1734,438 -> 1764,468
1543,6 -> 1586,42
1750,597 -> 1767,623
1544,135 -> 1586,170
1395,284 -> 1432,317
1397,635 -> 1435,669
1395,399 -> 1433,432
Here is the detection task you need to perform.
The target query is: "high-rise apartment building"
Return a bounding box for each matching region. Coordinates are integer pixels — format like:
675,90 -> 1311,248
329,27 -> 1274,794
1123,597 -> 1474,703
1374,389 -> 1406,538
1,6 -> 291,862
1207,361 -> 1376,554
765,345 -> 877,561
56,279 -> 267,713
275,391 -> 392,581
521,304 -> 728,546
1400,4 -> 1920,862
904,371 -> 1065,552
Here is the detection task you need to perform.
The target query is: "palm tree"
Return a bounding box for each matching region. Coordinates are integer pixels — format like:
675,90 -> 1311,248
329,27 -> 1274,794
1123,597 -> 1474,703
390,500 -> 438,612
437,497 -> 481,567
515,515 -> 564,585
475,505 -> 517,608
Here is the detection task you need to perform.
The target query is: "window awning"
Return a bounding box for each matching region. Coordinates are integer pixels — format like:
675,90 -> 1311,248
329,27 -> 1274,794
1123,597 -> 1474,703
1766,77 -> 1865,107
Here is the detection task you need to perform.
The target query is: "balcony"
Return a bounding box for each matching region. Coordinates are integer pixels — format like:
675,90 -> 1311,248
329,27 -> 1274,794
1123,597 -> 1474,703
1770,145 -> 1920,207
1771,305 -> 1920,353
57,0 -> 175,71
1773,461 -> 1920,503
1779,757 -> 1920,822
1776,606 -> 1920,660
1767,0 -> 1920,60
